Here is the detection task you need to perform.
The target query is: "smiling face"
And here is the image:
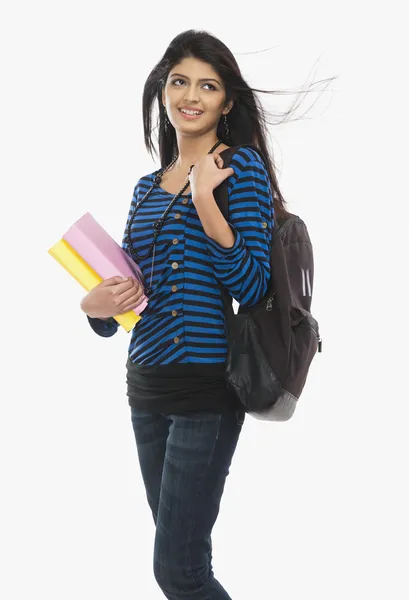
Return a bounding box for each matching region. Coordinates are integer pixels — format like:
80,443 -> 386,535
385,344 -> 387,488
162,56 -> 233,137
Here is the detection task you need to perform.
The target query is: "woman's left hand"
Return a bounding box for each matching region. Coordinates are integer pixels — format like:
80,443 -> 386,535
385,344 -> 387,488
188,152 -> 234,200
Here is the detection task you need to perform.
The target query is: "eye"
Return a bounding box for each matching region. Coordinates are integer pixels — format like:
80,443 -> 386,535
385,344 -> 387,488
171,78 -> 216,91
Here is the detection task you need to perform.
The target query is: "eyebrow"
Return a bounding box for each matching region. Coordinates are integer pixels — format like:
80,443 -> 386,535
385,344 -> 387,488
169,72 -> 221,85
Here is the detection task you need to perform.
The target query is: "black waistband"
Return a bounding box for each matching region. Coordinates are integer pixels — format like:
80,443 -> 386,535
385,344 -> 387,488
125,357 -> 236,414
126,357 -> 226,379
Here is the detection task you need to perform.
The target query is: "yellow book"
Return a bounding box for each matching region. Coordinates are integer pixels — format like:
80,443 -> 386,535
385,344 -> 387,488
48,239 -> 140,332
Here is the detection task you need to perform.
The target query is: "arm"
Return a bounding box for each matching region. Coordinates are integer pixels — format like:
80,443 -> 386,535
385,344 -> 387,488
82,292 -> 119,337
84,183 -> 140,337
197,148 -> 274,307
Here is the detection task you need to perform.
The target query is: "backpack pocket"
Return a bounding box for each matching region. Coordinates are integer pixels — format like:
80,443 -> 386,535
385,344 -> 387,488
284,307 -> 320,398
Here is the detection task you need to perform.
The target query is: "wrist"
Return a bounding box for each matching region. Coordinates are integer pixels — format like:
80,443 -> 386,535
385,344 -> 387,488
81,300 -> 106,320
193,188 -> 214,202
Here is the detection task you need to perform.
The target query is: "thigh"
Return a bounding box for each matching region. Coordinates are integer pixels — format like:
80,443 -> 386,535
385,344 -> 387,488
130,407 -> 170,523
154,409 -> 245,585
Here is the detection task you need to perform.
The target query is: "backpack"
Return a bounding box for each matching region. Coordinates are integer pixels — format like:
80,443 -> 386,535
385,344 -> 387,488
214,144 -> 322,421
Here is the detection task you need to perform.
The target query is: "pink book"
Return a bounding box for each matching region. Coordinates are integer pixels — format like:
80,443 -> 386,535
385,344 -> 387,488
63,212 -> 148,315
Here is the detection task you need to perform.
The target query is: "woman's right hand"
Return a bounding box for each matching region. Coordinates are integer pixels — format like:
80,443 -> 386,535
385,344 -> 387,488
80,276 -> 146,319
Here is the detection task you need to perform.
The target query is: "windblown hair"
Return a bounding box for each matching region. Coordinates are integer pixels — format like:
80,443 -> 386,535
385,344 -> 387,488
142,29 -> 336,221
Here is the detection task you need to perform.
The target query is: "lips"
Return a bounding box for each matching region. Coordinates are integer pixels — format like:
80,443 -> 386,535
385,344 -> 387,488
178,108 -> 204,121
179,107 -> 203,115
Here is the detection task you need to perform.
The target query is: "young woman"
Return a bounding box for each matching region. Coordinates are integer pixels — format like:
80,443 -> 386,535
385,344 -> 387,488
80,29 -> 291,600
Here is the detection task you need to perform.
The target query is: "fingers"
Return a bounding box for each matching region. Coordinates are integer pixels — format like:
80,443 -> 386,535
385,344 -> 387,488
102,275 -> 128,287
214,153 -> 226,169
120,298 -> 145,313
110,277 -> 138,295
117,279 -> 145,312
119,288 -> 146,312
118,281 -> 142,302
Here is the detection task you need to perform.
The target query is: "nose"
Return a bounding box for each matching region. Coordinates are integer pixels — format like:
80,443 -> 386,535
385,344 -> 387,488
183,86 -> 200,103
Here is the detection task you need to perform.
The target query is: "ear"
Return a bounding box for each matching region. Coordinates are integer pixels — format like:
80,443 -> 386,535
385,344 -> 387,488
224,100 -> 234,115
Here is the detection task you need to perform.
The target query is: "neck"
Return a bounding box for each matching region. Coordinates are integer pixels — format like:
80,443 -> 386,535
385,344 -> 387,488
174,132 -> 221,171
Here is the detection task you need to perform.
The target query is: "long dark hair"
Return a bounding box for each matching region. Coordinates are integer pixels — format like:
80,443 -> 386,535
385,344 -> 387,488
142,29 -> 336,221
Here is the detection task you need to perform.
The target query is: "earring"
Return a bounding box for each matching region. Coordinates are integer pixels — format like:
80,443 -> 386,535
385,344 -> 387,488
223,114 -> 230,141
164,107 -> 170,133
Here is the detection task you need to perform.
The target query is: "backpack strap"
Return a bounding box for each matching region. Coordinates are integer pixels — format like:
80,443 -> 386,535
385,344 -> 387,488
216,144 -> 264,221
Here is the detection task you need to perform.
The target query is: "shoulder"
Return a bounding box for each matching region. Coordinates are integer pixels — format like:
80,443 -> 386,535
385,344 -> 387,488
230,145 -> 266,166
132,171 -> 158,196
226,145 -> 270,194
228,145 -> 269,180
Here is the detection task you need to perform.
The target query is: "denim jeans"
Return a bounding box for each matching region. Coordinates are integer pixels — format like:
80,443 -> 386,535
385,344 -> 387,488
130,407 -> 245,600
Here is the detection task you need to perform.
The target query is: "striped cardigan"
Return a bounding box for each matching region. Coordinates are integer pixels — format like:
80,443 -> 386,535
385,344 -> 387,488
87,146 -> 274,365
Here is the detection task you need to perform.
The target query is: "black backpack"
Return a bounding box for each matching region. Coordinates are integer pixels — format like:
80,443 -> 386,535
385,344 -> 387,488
214,144 -> 322,421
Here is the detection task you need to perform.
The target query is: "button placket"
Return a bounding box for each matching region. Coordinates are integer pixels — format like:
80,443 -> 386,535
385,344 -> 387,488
169,206 -> 186,348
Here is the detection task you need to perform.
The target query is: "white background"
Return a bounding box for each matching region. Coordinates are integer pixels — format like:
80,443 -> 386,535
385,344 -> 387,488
1,1 -> 408,599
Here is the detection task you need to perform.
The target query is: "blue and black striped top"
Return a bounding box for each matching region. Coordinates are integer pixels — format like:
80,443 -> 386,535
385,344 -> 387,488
88,146 -> 274,369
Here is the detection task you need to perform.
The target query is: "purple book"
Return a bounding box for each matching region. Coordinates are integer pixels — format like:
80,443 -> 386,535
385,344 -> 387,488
63,212 -> 148,315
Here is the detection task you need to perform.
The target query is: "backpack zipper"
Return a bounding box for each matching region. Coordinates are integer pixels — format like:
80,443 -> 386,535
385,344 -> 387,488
265,296 -> 322,352
305,326 -> 323,353
266,294 -> 275,311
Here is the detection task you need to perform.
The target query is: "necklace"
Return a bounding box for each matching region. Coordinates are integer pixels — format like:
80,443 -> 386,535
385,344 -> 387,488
124,139 -> 223,297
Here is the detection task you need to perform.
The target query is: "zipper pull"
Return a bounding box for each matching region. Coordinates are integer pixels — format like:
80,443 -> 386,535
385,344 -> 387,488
266,294 -> 275,311
318,336 -> 322,353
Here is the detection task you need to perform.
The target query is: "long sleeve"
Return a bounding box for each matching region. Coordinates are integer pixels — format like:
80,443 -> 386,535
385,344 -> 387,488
86,315 -> 119,337
204,147 -> 274,307
121,185 -> 138,252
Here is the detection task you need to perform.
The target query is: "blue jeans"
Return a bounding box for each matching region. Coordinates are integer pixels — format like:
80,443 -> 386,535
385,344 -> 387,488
130,407 -> 245,600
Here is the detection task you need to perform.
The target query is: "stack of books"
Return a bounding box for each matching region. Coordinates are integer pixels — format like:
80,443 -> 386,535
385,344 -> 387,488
48,212 -> 148,332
